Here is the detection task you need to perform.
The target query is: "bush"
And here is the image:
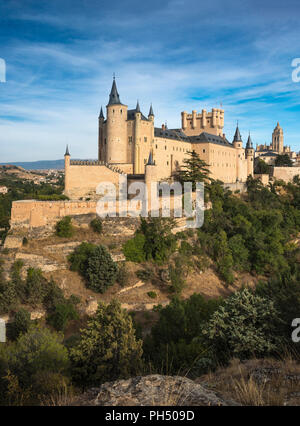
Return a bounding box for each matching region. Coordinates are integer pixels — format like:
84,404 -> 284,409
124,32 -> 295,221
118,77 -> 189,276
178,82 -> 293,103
68,242 -> 96,276
90,217 -> 103,234
47,302 -> 79,331
8,309 -> 31,341
202,288 -> 281,362
147,291 -> 157,299
55,216 -> 74,238
70,300 -> 143,388
116,262 -> 130,287
123,233 -> 146,263
0,325 -> 69,404
85,245 -> 118,293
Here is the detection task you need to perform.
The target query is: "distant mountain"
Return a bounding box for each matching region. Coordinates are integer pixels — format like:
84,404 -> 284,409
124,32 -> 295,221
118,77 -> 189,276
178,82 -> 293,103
0,160 -> 65,170
0,159 -> 97,170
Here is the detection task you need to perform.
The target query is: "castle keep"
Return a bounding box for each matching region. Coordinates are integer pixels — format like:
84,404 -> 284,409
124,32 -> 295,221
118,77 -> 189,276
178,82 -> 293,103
64,78 -> 254,200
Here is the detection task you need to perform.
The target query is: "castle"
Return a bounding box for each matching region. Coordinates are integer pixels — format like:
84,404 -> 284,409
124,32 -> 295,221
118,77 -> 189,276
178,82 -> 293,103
64,78 -> 254,200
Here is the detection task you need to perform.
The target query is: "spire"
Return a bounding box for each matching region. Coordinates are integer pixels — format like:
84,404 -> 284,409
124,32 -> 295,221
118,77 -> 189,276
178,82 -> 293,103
99,106 -> 104,119
147,150 -> 154,165
136,99 -> 140,113
233,123 -> 242,142
108,76 -> 121,105
64,145 -> 70,156
246,132 -> 253,149
148,104 -> 154,116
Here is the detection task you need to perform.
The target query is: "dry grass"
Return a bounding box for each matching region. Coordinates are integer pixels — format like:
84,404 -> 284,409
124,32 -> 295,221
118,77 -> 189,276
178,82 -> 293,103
197,357 -> 300,406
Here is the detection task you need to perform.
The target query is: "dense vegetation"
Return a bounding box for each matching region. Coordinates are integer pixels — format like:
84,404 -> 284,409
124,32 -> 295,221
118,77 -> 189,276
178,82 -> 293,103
0,154 -> 299,405
0,170 -> 66,241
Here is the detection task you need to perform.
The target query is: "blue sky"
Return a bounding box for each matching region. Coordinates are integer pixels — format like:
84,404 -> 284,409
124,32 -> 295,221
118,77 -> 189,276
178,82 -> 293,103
0,0 -> 300,162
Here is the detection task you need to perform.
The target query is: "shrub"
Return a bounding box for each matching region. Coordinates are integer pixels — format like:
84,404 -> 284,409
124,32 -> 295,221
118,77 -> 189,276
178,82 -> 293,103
55,216 -> 74,238
123,233 -> 146,263
147,291 -> 157,299
0,325 -> 69,403
116,262 -> 130,287
168,264 -> 185,295
140,217 -> 176,263
70,300 -> 143,388
90,217 -> 103,234
8,309 -> 31,341
136,268 -> 153,282
68,242 -> 96,276
47,302 -> 79,331
85,245 -> 118,293
202,288 -> 281,362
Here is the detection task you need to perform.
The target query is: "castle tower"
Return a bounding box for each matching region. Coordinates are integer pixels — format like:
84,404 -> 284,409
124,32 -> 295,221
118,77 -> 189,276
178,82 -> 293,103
64,145 -> 70,196
148,104 -> 155,147
98,106 -> 104,161
272,122 -> 284,153
245,133 -> 254,177
232,124 -> 244,182
134,100 -> 141,174
145,150 -> 158,213
106,77 -> 128,164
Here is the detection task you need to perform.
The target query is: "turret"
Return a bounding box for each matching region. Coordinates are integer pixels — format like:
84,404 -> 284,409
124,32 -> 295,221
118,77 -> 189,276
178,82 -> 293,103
134,100 -> 141,174
106,77 -> 128,164
233,123 -> 244,182
181,111 -> 187,130
246,133 -> 254,177
148,104 -> 154,122
145,150 -> 158,213
64,145 -> 70,195
98,106 -> 105,161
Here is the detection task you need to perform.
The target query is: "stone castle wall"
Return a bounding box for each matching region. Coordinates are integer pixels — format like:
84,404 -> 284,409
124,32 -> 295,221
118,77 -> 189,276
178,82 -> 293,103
272,166 -> 300,182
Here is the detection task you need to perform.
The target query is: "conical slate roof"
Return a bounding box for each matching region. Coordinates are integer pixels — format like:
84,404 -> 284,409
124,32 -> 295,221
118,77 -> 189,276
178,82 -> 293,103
136,100 -> 140,113
64,145 -> 70,156
233,124 -> 242,142
108,78 -> 122,105
149,104 -> 154,116
99,106 -> 104,119
246,133 -> 253,149
147,150 -> 155,165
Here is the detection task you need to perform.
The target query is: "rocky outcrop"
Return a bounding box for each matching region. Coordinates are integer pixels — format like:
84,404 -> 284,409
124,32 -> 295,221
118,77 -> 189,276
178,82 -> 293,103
72,375 -> 239,406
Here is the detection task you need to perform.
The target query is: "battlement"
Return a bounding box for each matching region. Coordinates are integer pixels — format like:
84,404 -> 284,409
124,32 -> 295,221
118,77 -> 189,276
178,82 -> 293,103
181,108 -> 224,137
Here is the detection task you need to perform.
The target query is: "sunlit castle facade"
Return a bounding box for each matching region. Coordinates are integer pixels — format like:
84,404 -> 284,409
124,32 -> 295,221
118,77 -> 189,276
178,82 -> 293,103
64,78 -> 254,199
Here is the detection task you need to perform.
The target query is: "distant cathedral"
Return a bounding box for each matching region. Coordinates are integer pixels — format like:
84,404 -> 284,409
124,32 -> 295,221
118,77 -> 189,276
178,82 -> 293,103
64,78 -> 255,199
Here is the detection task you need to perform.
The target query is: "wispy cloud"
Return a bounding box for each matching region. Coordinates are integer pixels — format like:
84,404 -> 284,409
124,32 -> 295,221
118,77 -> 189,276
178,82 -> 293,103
0,0 -> 300,161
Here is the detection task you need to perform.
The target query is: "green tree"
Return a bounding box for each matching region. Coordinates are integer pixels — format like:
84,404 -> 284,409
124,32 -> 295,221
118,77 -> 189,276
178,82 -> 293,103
255,158 -> 270,174
55,216 -> 74,238
139,217 -> 176,263
0,325 -> 69,403
8,309 -> 31,341
177,150 -> 211,190
123,233 -> 146,263
70,300 -> 143,388
202,288 -> 281,362
47,302 -> 79,331
275,154 -> 293,167
68,242 -> 96,276
90,217 -> 103,234
85,245 -> 118,293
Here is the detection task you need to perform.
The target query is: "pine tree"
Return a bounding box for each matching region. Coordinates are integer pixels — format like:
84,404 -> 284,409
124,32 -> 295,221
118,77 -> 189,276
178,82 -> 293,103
177,150 -> 211,190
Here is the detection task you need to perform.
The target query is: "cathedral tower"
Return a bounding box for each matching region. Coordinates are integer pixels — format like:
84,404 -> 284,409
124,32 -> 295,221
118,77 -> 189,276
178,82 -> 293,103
272,122 -> 284,153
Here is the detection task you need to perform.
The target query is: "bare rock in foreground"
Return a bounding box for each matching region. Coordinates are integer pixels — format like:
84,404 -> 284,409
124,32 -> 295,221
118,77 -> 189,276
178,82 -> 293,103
72,375 -> 239,406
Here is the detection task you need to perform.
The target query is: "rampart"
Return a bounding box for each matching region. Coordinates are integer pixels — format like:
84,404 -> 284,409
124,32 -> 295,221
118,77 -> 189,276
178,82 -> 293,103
272,166 -> 300,182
